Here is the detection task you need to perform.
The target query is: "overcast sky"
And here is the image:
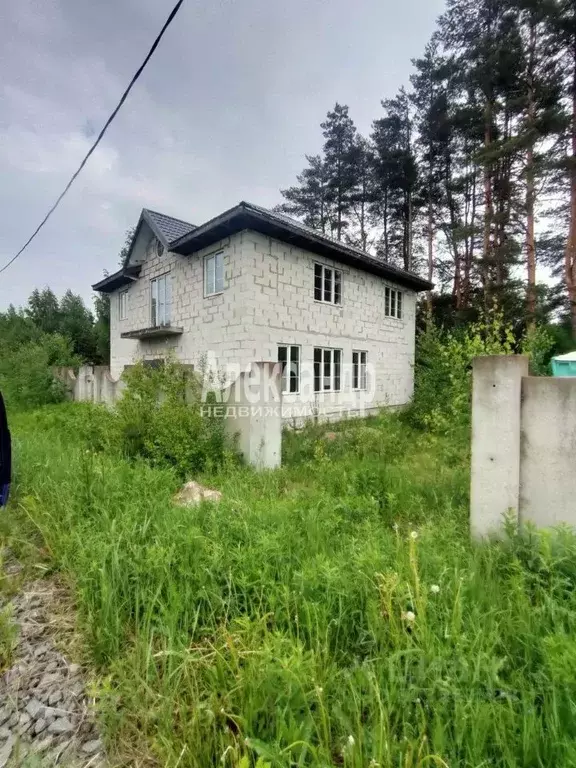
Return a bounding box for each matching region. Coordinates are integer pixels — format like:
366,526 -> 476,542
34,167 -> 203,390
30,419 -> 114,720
0,0 -> 445,310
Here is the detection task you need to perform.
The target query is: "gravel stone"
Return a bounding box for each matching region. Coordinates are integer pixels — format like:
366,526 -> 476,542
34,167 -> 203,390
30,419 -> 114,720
0,735 -> 15,768
0,569 -> 107,765
82,738 -> 103,754
48,690 -> 62,705
34,718 -> 47,735
25,699 -> 44,720
48,717 -> 74,735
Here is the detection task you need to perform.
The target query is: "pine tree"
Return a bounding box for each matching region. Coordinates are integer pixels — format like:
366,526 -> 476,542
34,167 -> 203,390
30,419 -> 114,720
370,89 -> 419,270
277,155 -> 333,234
321,103 -> 359,241
347,136 -> 373,251
411,40 -> 450,311
553,0 -> 576,339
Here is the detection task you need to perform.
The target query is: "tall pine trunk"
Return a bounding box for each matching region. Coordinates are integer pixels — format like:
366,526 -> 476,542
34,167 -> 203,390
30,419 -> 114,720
427,196 -> 434,315
566,41 -> 576,339
483,100 -> 494,302
526,17 -> 537,327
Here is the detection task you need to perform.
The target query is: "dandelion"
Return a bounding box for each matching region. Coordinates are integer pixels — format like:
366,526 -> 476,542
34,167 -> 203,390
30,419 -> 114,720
347,735 -> 355,747
410,531 -> 418,540
402,610 -> 416,622
430,584 -> 440,594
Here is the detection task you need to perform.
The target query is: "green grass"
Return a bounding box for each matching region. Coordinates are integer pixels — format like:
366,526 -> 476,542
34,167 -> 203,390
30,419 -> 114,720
5,403 -> 576,767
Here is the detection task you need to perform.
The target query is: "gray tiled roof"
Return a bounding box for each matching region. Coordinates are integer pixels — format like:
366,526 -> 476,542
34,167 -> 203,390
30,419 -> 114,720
143,209 -> 196,244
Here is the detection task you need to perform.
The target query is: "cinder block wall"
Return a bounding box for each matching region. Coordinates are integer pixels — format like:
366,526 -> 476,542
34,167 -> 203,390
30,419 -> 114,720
109,229 -> 417,419
237,231 -> 417,419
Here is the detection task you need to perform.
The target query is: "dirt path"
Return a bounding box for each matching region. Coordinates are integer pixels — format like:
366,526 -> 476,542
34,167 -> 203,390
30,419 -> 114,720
0,550 -> 106,767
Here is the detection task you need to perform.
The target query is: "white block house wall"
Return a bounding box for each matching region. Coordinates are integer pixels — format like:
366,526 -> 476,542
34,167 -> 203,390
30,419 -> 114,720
99,204 -> 429,422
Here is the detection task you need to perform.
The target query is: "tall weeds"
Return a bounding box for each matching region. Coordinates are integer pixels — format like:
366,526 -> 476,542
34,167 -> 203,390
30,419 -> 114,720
7,404 -> 576,767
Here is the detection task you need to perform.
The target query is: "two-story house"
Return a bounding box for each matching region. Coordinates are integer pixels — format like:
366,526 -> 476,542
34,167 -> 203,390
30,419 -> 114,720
92,202 -> 432,421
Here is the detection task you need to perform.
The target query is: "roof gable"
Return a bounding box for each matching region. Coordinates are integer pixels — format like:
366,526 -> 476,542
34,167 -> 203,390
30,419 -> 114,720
142,209 -> 196,245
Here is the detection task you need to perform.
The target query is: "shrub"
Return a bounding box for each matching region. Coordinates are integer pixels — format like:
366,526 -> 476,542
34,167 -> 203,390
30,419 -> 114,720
110,359 -> 235,477
0,333 -> 79,410
407,307 -> 516,434
407,311 -> 555,435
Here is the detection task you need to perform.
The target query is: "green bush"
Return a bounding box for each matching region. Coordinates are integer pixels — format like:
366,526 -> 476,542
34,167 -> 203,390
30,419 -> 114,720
407,309 -> 554,435
109,359 -> 235,477
0,333 -> 79,410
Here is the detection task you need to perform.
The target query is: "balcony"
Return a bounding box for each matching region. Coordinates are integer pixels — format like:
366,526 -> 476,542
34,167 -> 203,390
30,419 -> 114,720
120,324 -> 183,341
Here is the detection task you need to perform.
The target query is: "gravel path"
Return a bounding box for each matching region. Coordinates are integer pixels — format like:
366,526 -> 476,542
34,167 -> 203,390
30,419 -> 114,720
0,553 -> 106,767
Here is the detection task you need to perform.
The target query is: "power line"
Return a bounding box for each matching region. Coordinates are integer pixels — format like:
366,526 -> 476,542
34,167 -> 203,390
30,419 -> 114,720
0,0 -> 186,277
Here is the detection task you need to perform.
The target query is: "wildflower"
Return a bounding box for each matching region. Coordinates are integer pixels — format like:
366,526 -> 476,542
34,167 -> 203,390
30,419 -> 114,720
410,530 -> 418,540
347,735 -> 355,747
393,522 -> 399,532
430,584 -> 440,594
402,610 -> 416,622
315,686 -> 323,695
369,761 -> 380,768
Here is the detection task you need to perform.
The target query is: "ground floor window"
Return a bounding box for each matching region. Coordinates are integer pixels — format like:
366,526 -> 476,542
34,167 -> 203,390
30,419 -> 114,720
314,347 -> 342,393
352,350 -> 368,390
278,345 -> 300,393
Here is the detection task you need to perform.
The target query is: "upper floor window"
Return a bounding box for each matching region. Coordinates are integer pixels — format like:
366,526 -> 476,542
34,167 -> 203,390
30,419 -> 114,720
352,350 -> 368,390
151,274 -> 171,327
205,251 -> 224,296
119,290 -> 128,321
314,263 -> 342,305
385,286 -> 403,319
278,345 -> 300,394
156,238 -> 165,258
314,347 -> 342,393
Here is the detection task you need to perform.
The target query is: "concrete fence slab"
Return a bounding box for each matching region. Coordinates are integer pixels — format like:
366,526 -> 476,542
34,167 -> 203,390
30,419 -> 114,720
471,355 -> 576,537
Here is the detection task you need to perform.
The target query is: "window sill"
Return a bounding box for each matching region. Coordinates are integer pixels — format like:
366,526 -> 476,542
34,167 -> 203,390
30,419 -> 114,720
204,290 -> 225,299
314,299 -> 342,307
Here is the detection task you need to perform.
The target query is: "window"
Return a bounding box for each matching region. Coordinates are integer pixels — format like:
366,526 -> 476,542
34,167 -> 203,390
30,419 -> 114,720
314,347 -> 342,392
150,274 -> 171,327
352,351 -> 368,390
314,264 -> 342,305
205,251 -> 224,296
385,286 -> 403,319
155,238 -> 165,258
119,290 -> 128,321
278,345 -> 300,394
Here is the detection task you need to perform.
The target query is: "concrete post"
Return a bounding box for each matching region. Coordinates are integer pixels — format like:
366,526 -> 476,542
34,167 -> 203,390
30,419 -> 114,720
223,361 -> 282,470
520,377 -> 576,528
470,355 -> 529,539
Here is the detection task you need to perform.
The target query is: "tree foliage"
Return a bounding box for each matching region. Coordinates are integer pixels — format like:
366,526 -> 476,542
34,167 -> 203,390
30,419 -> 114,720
278,0 -> 576,342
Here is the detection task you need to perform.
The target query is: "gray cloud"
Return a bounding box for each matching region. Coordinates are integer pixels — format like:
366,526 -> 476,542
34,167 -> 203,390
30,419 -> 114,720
0,0 -> 444,309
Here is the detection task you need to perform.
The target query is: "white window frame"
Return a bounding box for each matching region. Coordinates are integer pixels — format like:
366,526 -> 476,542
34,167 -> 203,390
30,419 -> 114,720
277,345 -> 301,394
385,286 -> 403,319
150,273 -> 171,327
352,350 -> 368,391
204,251 -> 225,297
314,263 -> 342,305
119,290 -> 128,321
314,347 -> 342,393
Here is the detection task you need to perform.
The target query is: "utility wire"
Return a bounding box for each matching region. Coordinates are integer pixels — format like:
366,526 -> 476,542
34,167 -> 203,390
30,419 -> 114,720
0,0 -> 186,277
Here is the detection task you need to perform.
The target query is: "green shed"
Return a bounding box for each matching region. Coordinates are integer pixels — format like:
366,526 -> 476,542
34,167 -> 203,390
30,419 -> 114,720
551,351 -> 576,377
